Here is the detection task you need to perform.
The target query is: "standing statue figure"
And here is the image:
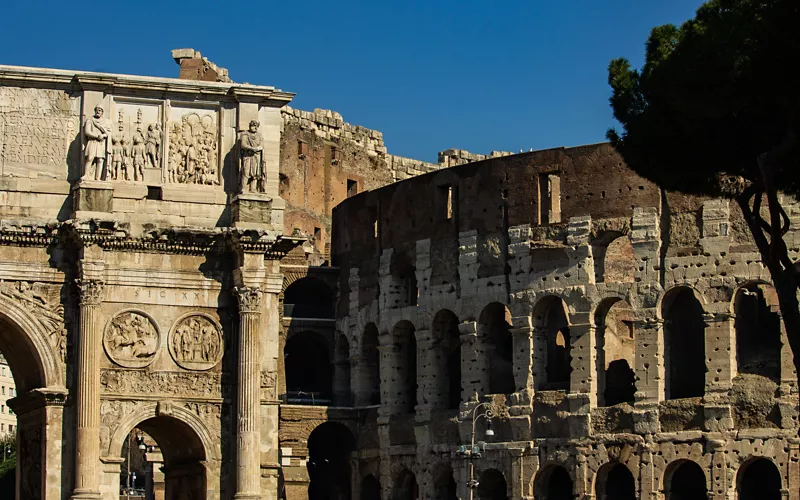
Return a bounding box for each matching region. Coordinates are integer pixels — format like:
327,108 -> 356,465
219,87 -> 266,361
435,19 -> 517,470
110,135 -> 123,181
82,105 -> 111,181
132,129 -> 147,182
145,123 -> 161,169
239,120 -> 265,193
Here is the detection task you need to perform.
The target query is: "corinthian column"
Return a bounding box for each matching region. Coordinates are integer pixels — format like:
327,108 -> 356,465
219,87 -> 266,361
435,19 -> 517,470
71,279 -> 104,500
234,286 -> 263,499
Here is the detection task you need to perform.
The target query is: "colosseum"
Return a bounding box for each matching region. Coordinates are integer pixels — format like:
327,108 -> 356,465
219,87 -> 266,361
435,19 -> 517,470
0,51 -> 796,500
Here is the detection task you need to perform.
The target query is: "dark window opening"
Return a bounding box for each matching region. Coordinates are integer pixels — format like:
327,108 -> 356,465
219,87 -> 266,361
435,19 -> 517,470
663,288 -> 706,399
347,179 -> 358,198
146,186 -> 162,200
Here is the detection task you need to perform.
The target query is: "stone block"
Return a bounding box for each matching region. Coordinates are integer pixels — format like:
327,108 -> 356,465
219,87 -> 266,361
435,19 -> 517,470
232,193 -> 273,228
72,180 -> 113,217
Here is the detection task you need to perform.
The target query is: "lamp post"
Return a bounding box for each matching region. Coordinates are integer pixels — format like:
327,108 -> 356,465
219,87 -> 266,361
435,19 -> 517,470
456,401 -> 495,500
126,432 -> 146,499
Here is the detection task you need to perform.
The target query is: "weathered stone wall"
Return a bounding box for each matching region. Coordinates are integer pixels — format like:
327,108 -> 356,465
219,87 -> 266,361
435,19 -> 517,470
331,143 -> 800,499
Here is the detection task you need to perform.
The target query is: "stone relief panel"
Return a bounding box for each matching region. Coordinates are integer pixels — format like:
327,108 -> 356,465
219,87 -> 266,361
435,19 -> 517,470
100,368 -> 223,398
107,101 -> 163,183
0,280 -> 67,362
169,314 -> 223,371
103,311 -> 160,368
0,87 -> 80,179
100,399 -> 142,456
167,105 -> 219,185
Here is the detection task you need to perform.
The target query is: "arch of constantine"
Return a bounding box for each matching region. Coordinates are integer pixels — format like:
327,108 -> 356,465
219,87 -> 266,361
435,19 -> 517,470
0,52 -> 798,500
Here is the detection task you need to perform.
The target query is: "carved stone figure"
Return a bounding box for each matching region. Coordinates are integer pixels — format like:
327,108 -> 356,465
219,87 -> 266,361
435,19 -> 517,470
168,113 -> 220,185
131,129 -> 147,182
100,369 -> 223,398
0,280 -> 67,362
110,135 -> 123,181
120,136 -> 132,181
239,120 -> 265,193
103,311 -> 159,368
82,105 -> 112,181
145,123 -> 161,169
169,315 -> 223,370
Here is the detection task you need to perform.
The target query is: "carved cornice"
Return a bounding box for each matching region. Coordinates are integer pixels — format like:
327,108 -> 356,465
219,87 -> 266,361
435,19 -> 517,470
75,279 -> 104,305
7,387 -> 69,416
235,286 -> 263,313
0,223 -> 60,247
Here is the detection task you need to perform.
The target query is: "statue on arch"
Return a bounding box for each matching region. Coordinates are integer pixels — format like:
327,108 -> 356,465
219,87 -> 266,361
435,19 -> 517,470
82,105 -> 112,181
239,120 -> 265,193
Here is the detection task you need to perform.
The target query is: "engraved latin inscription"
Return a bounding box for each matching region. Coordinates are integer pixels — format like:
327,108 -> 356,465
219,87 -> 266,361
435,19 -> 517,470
0,88 -> 79,177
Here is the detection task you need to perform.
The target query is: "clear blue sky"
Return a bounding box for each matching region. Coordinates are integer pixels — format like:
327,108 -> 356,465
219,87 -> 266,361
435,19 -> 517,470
0,0 -> 704,163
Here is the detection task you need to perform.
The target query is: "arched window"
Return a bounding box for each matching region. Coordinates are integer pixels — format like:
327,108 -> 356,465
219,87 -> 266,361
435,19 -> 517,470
284,331 -> 332,404
737,458 -> 781,500
283,277 -> 334,319
664,460 -> 707,500
662,288 -> 706,399
533,465 -> 572,500
479,303 -> 514,395
307,422 -> 356,500
433,463 -> 457,500
477,468 -> 508,500
432,310 -> 462,409
361,474 -> 382,500
735,284 -> 781,382
533,296 -> 571,390
596,463 -> 635,500
595,298 -> 636,406
392,469 -> 419,500
393,321 -> 417,414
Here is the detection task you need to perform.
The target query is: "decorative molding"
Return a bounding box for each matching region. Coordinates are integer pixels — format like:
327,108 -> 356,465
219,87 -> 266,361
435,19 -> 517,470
76,279 -> 104,305
235,286 -> 263,313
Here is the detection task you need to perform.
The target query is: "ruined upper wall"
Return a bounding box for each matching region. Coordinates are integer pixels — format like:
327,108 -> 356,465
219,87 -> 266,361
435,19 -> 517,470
0,64 -> 292,232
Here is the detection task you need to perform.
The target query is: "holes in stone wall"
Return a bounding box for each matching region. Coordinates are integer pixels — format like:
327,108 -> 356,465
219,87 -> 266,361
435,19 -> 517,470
663,287 -> 706,400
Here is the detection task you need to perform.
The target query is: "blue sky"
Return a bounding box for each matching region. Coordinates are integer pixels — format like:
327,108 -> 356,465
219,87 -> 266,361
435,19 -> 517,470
0,0 -> 704,162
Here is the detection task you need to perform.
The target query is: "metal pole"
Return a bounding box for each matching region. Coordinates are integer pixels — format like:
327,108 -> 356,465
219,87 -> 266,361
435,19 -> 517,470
127,432 -> 131,500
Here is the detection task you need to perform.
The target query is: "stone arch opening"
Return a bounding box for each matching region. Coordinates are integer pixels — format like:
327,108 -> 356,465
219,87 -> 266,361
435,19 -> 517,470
361,473 -> 382,500
593,231 -> 636,284
595,298 -> 636,406
737,457 -> 781,500
734,284 -> 781,382
392,468 -> 419,500
663,459 -> 707,500
284,330 -> 332,404
283,277 -> 335,319
391,252 -> 418,308
432,462 -> 457,500
334,335 -> 352,406
432,310 -> 462,410
307,422 -> 356,500
477,468 -> 508,500
479,303 -> 514,395
533,464 -> 573,500
361,323 -> 381,405
596,462 -> 636,500
534,296 -> 571,390
115,415 -> 210,500
392,321 -> 417,414
662,287 -> 706,399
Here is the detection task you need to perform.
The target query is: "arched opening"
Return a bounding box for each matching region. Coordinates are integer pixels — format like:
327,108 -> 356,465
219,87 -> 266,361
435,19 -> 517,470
362,324 -> 381,405
737,458 -> 781,500
734,284 -> 781,382
393,321 -> 417,414
479,303 -> 514,395
432,310 -> 462,410
664,460 -> 707,500
307,422 -> 356,500
284,331 -> 332,404
432,463 -> 457,500
392,468 -> 419,500
333,335 -> 352,406
662,288 -> 706,399
593,231 -> 636,284
595,298 -> 636,406
283,277 -> 335,319
118,415 -> 209,500
533,465 -> 573,500
534,296 -> 571,390
391,252 -> 418,308
477,468 -> 507,500
361,474 -> 382,500
596,463 -> 636,500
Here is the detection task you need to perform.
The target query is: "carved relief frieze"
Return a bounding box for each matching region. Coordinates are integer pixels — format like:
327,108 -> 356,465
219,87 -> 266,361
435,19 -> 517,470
100,399 -> 142,454
184,401 -> 222,440
100,369 -> 223,398
169,314 -> 223,371
0,281 -> 67,362
107,104 -> 163,183
167,108 -> 219,185
103,311 -> 160,368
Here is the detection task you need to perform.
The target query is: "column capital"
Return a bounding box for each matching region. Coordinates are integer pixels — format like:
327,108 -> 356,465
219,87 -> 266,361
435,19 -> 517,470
234,286 -> 263,313
75,279 -> 104,305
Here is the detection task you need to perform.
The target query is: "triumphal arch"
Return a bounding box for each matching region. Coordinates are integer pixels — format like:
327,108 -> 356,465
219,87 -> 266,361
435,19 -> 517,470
0,64 -> 296,499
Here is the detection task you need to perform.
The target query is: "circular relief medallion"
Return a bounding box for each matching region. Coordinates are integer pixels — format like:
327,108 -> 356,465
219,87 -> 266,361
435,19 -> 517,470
169,315 -> 223,371
103,311 -> 160,368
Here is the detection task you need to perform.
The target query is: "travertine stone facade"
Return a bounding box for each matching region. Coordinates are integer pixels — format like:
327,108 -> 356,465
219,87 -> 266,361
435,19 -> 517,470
329,143 -> 800,500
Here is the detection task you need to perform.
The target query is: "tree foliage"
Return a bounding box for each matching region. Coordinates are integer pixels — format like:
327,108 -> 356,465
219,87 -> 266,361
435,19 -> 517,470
608,0 -> 800,376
